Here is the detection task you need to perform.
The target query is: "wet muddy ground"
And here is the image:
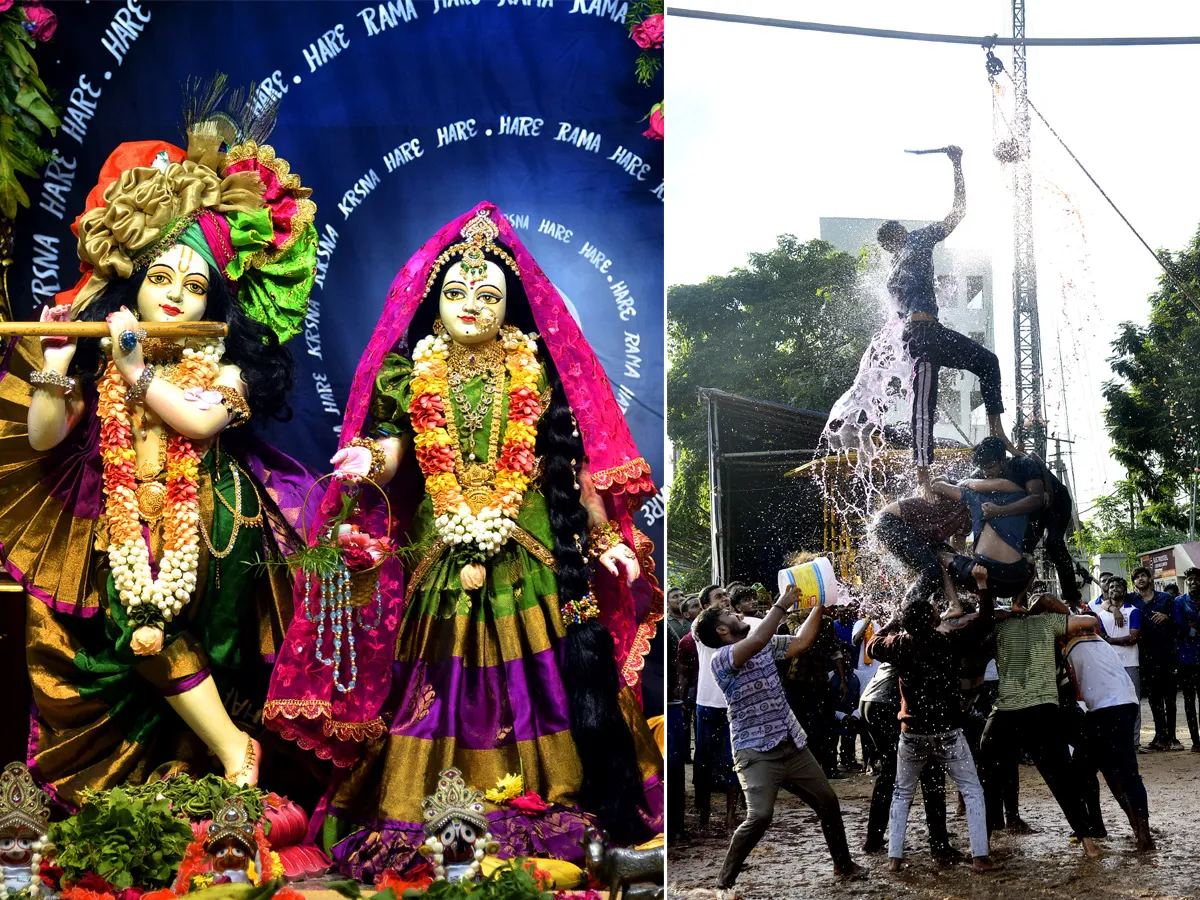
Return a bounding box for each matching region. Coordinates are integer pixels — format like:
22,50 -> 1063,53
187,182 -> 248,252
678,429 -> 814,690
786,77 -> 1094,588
669,700 -> 1200,899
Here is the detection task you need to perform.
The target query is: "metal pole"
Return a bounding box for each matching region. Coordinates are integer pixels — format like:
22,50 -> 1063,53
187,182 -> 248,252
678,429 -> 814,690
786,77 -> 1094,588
1191,439 -> 1197,541
1011,0 -> 1047,458
705,391 -> 724,585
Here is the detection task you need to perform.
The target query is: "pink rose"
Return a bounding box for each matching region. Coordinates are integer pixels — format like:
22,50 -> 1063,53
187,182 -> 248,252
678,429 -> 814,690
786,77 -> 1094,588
338,528 -> 371,551
23,5 -> 56,42
342,543 -> 376,571
631,13 -> 663,50
131,625 -> 164,656
643,102 -> 664,141
508,790 -> 548,813
0,1 -> 14,12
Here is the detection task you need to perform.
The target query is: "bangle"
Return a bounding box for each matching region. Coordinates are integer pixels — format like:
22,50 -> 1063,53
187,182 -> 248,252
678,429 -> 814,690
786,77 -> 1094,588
212,385 -> 252,427
560,592 -> 600,626
30,369 -> 75,391
587,521 -> 626,561
127,365 -> 156,404
348,437 -> 385,480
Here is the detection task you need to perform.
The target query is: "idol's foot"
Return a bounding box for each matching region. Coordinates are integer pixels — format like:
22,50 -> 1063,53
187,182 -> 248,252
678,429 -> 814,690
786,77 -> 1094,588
224,734 -> 261,787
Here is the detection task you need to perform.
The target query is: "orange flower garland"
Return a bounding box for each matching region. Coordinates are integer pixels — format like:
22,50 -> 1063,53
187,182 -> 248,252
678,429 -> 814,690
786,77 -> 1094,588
98,352 -> 215,625
410,326 -> 540,555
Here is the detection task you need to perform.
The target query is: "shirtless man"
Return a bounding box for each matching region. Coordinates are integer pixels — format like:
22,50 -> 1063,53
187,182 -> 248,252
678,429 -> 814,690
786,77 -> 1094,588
929,476 -> 1034,599
970,437 -> 1080,606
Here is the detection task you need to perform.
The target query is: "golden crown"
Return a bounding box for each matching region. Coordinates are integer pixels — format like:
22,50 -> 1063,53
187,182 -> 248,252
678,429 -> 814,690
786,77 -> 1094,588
0,763 -> 50,836
204,798 -> 257,854
422,767 -> 488,835
424,209 -> 520,296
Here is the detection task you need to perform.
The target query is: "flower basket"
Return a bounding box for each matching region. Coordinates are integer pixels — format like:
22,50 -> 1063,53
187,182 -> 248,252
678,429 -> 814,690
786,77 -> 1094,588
284,473 -> 396,693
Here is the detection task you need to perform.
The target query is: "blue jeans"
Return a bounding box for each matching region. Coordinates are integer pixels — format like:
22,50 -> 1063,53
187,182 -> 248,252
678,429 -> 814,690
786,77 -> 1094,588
889,728 -> 989,860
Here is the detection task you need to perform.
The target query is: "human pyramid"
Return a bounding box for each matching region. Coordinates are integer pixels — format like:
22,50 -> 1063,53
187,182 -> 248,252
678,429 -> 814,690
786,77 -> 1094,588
678,147 -> 1195,890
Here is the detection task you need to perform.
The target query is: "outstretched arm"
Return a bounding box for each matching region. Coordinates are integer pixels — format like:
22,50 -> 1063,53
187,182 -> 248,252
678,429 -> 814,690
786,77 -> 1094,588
960,477 -> 1024,493
784,603 -> 828,659
929,480 -> 962,502
733,585 -> 799,668
942,146 -> 966,234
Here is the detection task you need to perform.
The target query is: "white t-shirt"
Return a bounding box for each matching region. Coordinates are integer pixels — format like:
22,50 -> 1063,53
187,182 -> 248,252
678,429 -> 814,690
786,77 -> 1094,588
1065,635 -> 1139,712
696,615 -> 762,709
1088,600 -> 1141,667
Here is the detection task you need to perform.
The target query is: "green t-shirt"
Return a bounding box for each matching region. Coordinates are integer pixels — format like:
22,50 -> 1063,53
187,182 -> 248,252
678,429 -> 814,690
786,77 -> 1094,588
994,613 -> 1068,711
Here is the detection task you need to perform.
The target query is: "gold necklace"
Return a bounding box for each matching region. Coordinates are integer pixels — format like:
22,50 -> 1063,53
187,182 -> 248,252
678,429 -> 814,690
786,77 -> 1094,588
447,339 -> 505,459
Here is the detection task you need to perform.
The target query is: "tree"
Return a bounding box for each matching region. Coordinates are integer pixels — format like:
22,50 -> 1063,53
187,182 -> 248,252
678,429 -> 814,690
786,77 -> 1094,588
667,235 -> 881,589
1071,480 -> 1187,570
1102,224 -> 1200,531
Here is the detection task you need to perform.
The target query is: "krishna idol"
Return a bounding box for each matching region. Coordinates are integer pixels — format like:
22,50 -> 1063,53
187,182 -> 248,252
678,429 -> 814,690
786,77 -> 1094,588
264,204 -> 664,875
0,80 -> 319,804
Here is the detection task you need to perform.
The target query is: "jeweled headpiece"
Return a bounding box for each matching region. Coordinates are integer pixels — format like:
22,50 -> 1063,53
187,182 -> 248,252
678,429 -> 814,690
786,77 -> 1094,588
204,798 -> 257,855
424,209 -> 520,295
60,74 -> 318,345
422,768 -> 488,835
0,763 -> 50,836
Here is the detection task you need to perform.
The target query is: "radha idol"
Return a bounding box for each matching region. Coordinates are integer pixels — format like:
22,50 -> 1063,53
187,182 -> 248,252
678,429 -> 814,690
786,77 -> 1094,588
265,204 -> 664,876
0,86 -> 319,804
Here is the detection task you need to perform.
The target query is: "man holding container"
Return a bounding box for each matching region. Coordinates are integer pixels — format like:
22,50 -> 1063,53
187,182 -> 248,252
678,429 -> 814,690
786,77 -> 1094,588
694,576 -> 867,889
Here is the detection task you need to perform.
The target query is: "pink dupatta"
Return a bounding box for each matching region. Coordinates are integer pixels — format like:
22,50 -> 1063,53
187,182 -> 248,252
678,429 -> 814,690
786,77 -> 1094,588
265,202 -> 662,767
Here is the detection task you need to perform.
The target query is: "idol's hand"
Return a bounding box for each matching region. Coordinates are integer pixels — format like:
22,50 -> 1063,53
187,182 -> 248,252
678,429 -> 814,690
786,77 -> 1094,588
331,445 -> 372,482
38,304 -> 77,371
599,543 -> 641,586
130,625 -> 164,656
107,306 -> 145,383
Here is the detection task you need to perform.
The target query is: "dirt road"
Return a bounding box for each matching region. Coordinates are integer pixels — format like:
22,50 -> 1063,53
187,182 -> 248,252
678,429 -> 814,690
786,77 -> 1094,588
669,705 -> 1200,900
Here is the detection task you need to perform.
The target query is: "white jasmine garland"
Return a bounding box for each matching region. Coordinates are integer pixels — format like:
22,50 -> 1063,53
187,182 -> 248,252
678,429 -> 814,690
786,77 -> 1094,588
109,538 -> 201,622
434,508 -> 518,557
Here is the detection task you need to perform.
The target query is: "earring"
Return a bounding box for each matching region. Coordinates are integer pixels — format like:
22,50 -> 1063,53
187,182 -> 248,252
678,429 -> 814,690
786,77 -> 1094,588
433,319 -> 447,336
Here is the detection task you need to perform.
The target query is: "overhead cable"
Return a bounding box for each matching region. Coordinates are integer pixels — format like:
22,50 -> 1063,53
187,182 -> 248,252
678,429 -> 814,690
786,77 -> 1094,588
667,8 -> 1200,47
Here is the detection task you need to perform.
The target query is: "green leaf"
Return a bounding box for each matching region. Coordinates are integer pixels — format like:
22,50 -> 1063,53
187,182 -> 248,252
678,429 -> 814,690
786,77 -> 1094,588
15,85 -> 59,130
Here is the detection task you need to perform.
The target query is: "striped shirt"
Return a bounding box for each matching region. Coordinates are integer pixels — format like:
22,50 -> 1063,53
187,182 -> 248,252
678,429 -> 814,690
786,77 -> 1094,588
994,613 -> 1067,711
713,635 -> 808,753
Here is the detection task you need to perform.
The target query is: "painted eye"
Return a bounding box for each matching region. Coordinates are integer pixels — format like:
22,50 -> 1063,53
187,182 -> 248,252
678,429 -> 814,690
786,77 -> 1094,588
443,289 -> 466,301
477,293 -> 502,305
185,281 -> 206,295
441,825 -> 457,844
460,824 -> 477,842
231,846 -> 245,858
0,839 -> 15,850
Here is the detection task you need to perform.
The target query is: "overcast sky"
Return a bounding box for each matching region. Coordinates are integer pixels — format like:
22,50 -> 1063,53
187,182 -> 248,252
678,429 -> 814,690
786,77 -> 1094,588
668,1 -> 1200,511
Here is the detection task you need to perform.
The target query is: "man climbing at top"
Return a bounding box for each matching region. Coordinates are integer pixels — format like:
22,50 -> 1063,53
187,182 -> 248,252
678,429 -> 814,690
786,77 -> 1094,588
876,146 -> 1015,487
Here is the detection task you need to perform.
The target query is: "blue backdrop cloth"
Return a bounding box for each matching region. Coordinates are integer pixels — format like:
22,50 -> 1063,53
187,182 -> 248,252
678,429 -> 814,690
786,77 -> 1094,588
13,0 -> 664,709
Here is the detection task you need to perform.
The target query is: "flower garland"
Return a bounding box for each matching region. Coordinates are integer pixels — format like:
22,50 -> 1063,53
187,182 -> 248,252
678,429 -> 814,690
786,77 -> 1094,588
424,832 -> 494,883
410,327 -> 540,557
98,341 -> 221,627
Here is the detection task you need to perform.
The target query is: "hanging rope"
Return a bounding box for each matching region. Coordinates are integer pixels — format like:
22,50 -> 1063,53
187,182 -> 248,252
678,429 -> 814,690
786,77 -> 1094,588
985,54 -> 1200,316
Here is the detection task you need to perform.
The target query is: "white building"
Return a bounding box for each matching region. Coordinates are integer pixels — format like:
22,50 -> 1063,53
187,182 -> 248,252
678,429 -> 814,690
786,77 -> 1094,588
819,216 -> 995,446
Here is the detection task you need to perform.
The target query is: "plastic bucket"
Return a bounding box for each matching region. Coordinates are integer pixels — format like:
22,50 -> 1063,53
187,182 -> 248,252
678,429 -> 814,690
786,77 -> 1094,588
777,556 -> 837,609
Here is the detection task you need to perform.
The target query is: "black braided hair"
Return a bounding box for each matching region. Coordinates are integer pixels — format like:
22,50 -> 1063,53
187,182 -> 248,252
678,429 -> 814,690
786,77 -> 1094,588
410,241 -> 651,844
70,267 -> 295,422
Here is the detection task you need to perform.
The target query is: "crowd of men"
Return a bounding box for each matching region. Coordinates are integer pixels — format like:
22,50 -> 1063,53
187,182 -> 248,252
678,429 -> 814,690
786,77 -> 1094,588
665,436 -> 1200,892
